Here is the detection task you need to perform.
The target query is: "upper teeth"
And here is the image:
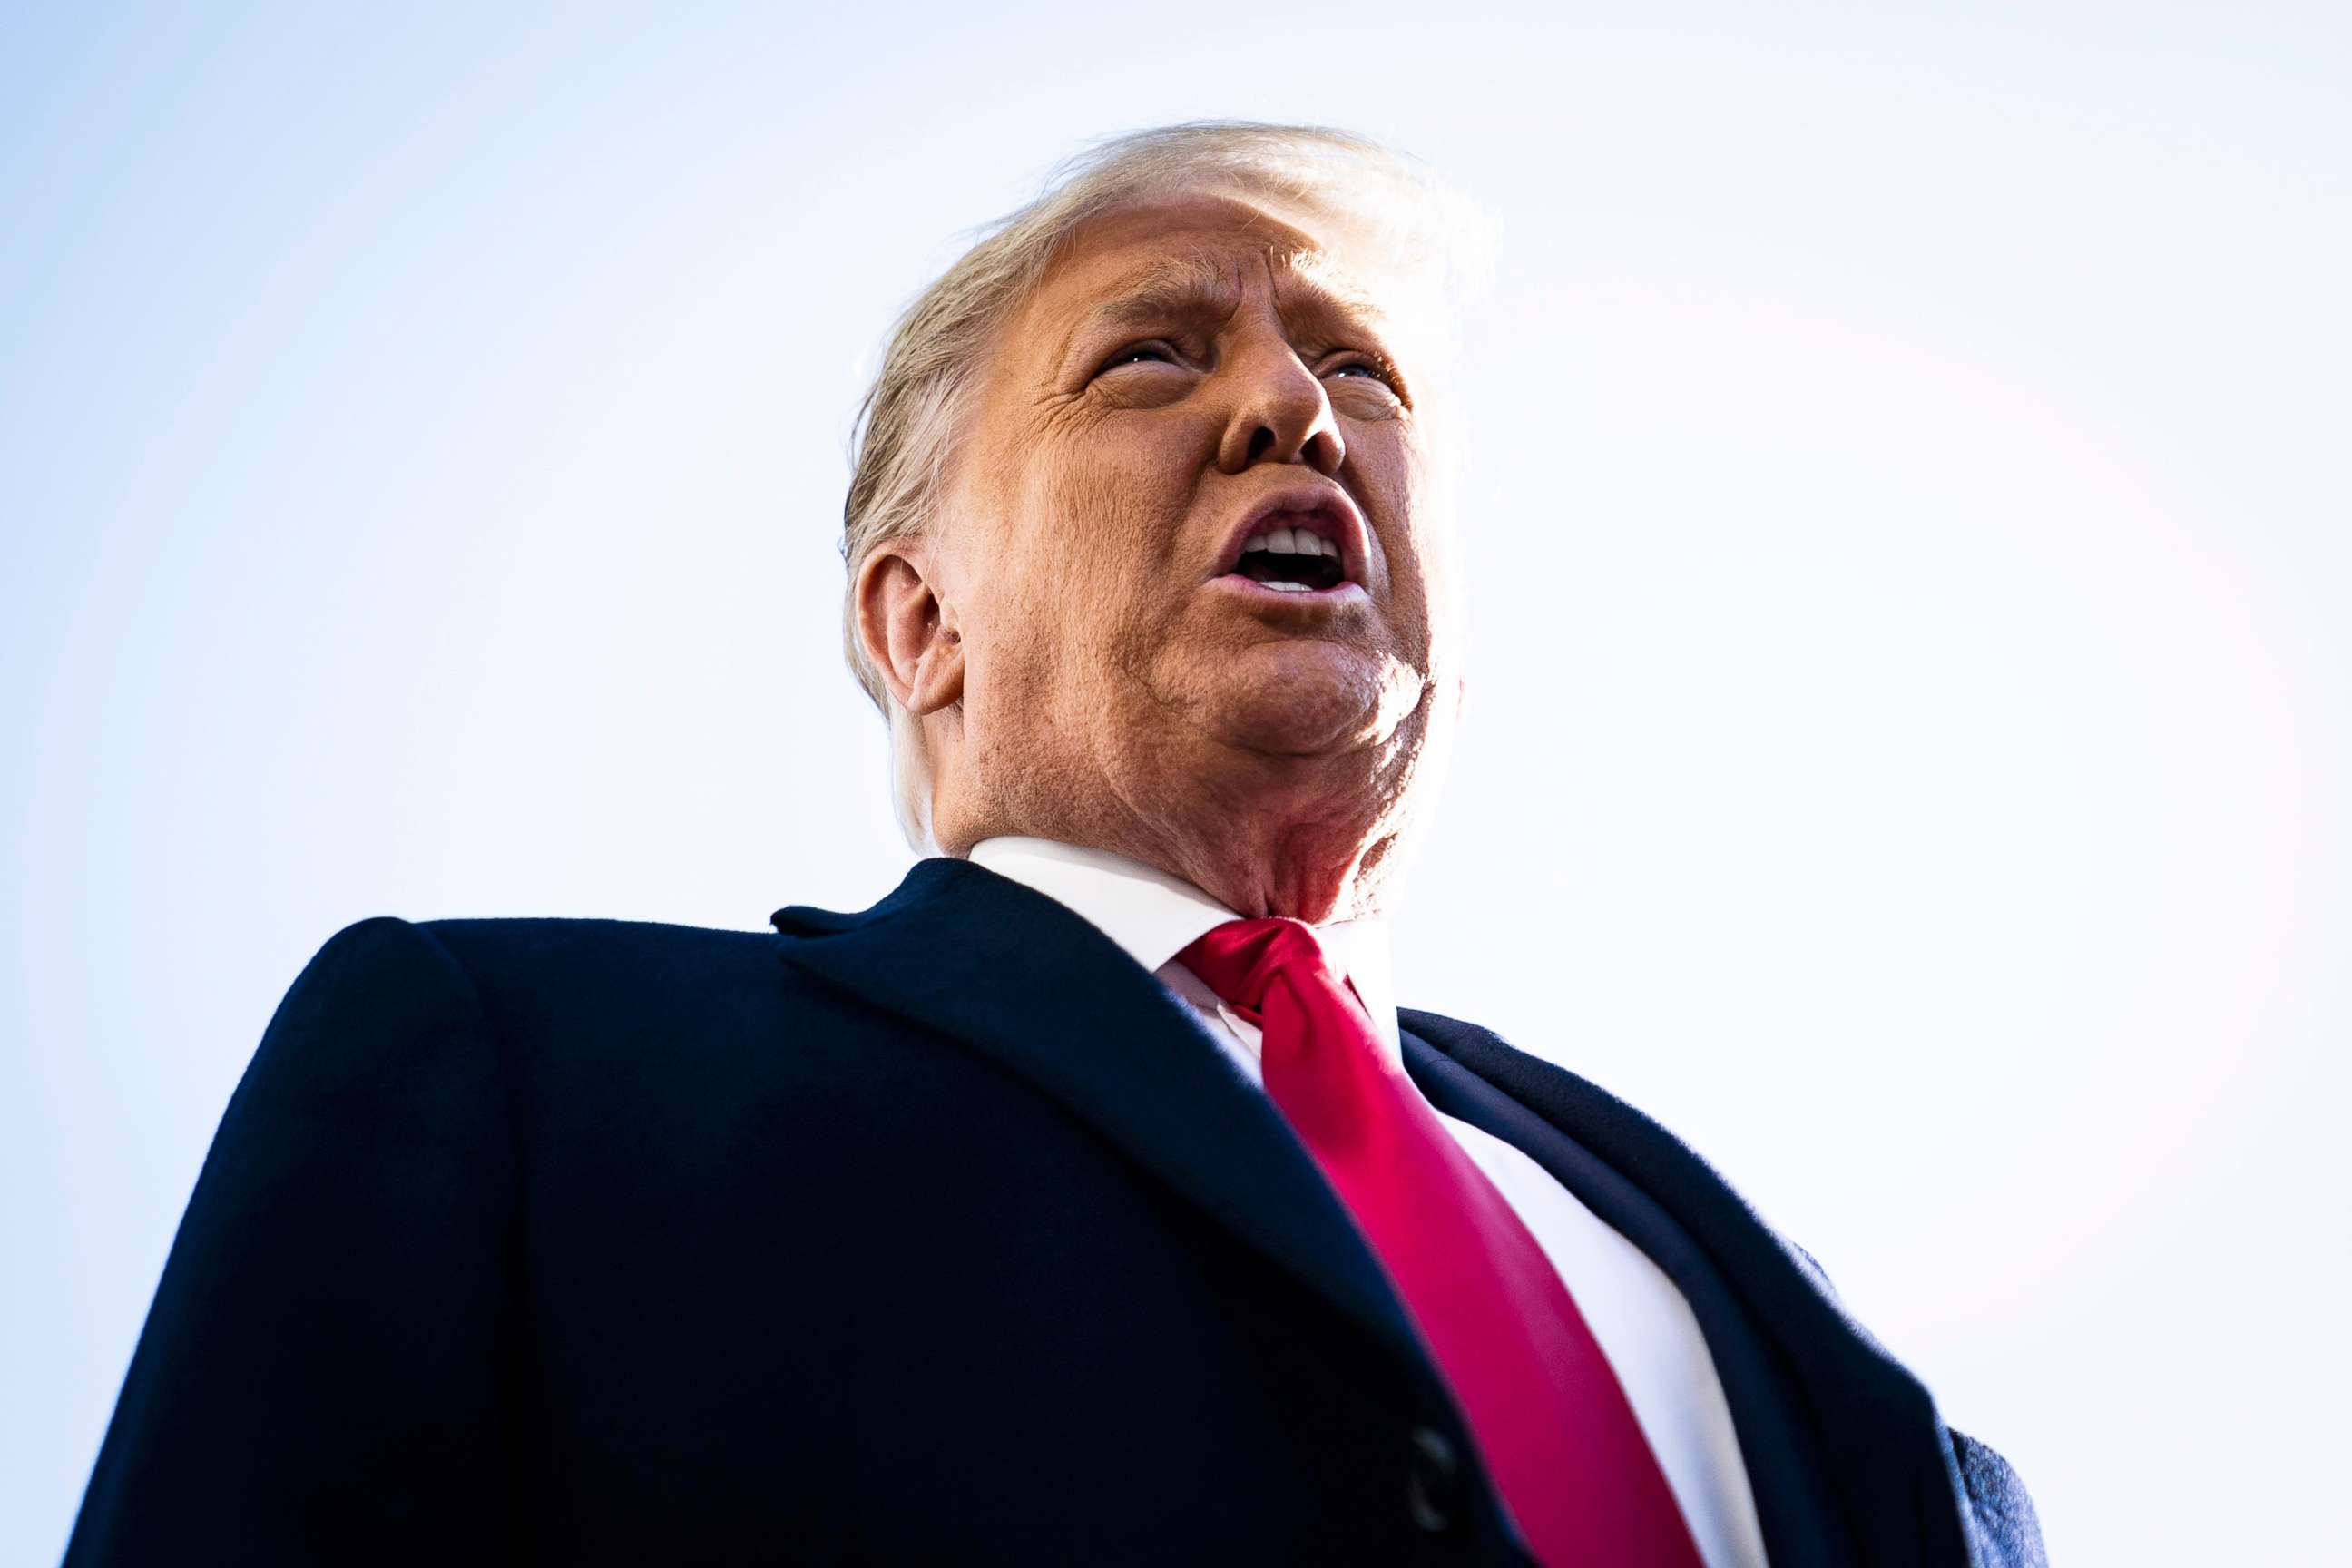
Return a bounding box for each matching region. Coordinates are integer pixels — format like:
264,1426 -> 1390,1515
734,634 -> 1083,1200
1242,527 -> 1339,558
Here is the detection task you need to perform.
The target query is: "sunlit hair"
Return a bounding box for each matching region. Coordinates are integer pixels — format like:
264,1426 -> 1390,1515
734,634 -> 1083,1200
839,120 -> 1489,850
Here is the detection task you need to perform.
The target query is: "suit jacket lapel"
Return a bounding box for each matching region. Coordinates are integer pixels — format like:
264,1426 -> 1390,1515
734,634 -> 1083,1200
1401,1007 -> 1983,1568
1401,1027 -> 1855,1568
770,858 -> 1429,1374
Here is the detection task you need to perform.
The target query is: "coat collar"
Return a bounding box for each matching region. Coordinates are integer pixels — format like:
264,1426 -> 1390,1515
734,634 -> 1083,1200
770,857 -> 1435,1379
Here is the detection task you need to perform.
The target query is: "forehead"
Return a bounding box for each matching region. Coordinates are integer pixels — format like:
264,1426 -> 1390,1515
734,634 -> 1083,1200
1019,191 -> 1401,343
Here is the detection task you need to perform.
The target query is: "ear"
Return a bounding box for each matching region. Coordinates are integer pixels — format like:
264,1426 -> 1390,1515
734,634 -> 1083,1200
856,540 -> 965,716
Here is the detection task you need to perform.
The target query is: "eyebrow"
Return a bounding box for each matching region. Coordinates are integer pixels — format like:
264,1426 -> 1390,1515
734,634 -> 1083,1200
1071,247 -> 1395,349
1087,253 -> 1244,332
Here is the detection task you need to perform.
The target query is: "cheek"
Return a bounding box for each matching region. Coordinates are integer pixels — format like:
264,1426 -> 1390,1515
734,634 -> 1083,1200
1357,440 -> 1436,588
974,416 -> 1199,690
1034,415 -> 1199,603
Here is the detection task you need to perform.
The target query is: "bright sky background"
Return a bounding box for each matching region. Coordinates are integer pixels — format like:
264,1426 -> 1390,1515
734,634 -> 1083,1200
5,3 -> 2346,1563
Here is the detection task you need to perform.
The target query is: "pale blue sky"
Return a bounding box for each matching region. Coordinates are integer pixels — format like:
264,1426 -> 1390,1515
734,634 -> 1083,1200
5,3 -> 2347,1562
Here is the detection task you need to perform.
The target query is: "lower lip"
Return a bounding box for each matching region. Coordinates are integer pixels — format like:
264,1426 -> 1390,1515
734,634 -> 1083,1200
1210,573 -> 1369,607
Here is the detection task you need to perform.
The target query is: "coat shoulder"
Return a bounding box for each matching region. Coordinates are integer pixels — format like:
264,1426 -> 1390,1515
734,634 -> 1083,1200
1949,1428 -> 2051,1568
416,912 -> 783,970
253,913 -> 889,1093
403,914 -> 802,1014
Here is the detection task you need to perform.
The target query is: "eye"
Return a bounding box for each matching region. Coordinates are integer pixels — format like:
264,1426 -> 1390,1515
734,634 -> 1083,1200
1323,354 -> 1402,391
1096,340 -> 1183,375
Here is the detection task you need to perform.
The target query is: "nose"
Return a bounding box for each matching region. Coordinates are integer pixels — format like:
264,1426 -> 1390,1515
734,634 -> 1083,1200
1215,338 -> 1347,477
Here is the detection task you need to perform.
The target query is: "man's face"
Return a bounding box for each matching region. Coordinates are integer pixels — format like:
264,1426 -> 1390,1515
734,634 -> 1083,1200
930,191 -> 1458,847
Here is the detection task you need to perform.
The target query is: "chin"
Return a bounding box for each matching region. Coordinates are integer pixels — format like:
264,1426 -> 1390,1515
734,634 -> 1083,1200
1194,641 -> 1404,759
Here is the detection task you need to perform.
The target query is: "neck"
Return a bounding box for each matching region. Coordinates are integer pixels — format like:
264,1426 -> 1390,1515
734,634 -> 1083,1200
1127,804 -> 1406,925
936,746 -> 1423,926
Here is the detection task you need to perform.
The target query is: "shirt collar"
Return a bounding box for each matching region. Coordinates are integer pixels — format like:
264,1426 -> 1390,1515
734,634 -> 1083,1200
965,836 -> 1400,1053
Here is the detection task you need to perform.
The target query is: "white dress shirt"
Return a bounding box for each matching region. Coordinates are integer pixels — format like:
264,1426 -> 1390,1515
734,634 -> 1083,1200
967,836 -> 1769,1568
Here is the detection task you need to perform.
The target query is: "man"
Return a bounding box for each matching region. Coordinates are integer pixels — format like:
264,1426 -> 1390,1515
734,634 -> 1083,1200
66,122 -> 2045,1565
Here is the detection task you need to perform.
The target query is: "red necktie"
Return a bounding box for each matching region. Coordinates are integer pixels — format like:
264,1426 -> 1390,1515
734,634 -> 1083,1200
1178,918 -> 1706,1568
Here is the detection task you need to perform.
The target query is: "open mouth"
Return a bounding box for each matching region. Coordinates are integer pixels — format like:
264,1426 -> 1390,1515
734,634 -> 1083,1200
1225,510 -> 1352,594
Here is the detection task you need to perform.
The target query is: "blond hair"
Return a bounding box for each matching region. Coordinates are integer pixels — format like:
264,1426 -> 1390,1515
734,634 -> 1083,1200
839,121 -> 1485,848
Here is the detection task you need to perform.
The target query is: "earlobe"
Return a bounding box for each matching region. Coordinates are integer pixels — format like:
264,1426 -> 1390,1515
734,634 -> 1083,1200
856,544 -> 965,715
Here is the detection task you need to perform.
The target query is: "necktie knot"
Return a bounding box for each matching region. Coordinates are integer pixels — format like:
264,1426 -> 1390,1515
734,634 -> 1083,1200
1176,916 -> 1334,1017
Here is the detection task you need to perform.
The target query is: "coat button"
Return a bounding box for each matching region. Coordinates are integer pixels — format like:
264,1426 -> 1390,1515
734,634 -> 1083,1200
1406,1426 -> 1459,1534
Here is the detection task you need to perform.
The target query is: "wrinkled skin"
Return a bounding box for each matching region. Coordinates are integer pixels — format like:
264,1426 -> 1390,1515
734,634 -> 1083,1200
857,191 -> 1463,923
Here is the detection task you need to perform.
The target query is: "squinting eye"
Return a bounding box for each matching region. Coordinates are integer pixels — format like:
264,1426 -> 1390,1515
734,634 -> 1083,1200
1099,342 -> 1180,373
1327,358 -> 1399,388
